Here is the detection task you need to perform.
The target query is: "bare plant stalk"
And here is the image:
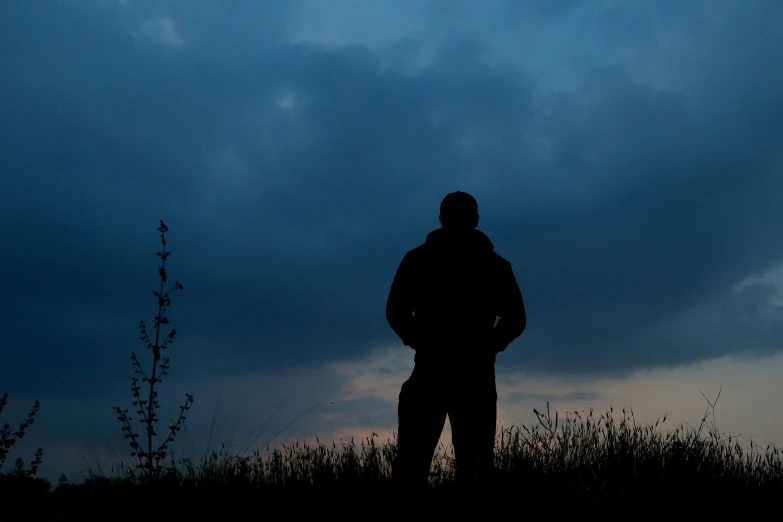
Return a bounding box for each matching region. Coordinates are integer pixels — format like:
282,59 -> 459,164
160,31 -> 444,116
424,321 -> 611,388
114,220 -> 193,482
0,392 -> 43,477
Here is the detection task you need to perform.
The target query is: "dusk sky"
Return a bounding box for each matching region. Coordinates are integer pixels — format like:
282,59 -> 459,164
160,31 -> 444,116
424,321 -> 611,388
2,0 -> 783,483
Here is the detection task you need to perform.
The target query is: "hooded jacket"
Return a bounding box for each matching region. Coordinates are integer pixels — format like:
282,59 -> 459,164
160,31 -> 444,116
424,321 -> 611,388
386,227 -> 526,367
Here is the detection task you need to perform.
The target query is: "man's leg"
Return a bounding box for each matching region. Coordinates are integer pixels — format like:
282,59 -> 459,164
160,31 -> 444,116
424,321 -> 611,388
394,367 -> 448,499
448,369 -> 497,501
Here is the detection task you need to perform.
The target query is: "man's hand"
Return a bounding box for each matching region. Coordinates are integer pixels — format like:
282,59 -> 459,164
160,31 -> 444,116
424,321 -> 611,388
404,335 -> 420,351
488,330 -> 503,355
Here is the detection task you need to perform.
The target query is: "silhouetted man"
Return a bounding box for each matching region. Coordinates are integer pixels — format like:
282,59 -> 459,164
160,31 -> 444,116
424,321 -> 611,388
386,191 -> 526,502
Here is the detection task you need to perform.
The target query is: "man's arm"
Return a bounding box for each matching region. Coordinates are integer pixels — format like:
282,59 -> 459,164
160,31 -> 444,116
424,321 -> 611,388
386,252 -> 418,348
492,260 -> 526,353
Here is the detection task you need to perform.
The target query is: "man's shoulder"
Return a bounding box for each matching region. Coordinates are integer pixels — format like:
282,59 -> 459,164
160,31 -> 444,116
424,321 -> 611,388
490,250 -> 512,268
404,242 -> 429,259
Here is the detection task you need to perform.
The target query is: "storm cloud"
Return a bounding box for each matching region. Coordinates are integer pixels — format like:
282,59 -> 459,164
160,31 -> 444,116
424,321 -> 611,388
3,0 -> 783,394
1,0 -> 783,481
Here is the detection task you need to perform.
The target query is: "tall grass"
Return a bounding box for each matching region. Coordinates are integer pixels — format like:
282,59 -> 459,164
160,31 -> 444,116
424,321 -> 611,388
9,391 -> 768,520
3,391 -> 782,519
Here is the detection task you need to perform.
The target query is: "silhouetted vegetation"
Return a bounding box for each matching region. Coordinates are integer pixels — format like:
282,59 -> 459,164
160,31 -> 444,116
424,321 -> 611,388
1,393 -> 43,478
113,220 -> 193,483
2,393 -> 781,520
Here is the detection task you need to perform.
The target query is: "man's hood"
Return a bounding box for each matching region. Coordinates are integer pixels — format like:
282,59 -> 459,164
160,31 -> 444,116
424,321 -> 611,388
425,227 -> 495,252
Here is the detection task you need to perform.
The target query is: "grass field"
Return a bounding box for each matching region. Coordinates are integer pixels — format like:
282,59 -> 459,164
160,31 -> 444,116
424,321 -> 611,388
1,396 -> 780,521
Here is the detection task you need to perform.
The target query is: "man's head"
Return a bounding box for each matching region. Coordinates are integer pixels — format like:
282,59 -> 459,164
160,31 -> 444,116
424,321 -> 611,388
439,191 -> 479,229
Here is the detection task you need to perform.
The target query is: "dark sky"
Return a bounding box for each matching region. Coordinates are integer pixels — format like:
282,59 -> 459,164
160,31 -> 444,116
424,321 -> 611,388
2,0 -> 782,482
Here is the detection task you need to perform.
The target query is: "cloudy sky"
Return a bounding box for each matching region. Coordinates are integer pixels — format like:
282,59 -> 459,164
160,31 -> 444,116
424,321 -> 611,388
2,0 -> 783,483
